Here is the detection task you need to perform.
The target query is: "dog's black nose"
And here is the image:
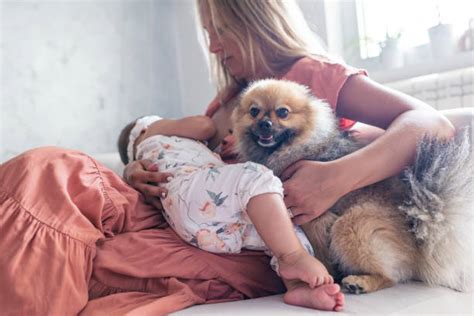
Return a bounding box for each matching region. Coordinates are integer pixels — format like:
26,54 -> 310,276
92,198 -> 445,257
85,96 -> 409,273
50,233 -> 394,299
258,119 -> 272,132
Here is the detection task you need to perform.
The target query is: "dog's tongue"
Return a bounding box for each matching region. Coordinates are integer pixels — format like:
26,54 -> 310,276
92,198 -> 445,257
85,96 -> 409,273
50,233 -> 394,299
259,135 -> 273,141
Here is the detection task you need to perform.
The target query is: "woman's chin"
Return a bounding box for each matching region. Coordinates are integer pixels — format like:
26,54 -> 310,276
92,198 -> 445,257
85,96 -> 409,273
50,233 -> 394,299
225,64 -> 245,79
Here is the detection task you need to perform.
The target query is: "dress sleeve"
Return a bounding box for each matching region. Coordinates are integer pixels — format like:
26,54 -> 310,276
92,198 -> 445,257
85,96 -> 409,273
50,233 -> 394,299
281,56 -> 368,130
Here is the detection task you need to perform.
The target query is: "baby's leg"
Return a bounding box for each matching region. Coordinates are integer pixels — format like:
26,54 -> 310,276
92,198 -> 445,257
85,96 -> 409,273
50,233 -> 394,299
283,279 -> 345,312
247,193 -> 332,288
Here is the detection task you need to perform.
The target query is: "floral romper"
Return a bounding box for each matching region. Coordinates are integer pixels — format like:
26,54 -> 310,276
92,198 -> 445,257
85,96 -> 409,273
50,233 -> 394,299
136,134 -> 314,265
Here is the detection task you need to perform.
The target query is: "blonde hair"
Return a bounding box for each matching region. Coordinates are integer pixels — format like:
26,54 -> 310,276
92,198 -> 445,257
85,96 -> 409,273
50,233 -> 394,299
196,0 -> 326,96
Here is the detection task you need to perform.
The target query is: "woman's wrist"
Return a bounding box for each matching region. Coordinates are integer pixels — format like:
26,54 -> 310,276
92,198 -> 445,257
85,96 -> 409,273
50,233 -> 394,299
338,109 -> 455,194
324,159 -> 356,197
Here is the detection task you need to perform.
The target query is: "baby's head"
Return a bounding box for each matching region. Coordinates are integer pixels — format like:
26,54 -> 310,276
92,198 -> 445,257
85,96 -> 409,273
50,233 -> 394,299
117,120 -> 137,165
117,115 -> 163,165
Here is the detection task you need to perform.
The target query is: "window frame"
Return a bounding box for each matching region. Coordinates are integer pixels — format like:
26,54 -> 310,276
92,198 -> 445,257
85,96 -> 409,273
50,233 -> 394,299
322,0 -> 474,83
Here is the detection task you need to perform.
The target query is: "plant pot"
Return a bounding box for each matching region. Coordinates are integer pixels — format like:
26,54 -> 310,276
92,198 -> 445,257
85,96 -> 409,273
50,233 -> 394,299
379,39 -> 404,69
458,18 -> 474,52
428,23 -> 455,58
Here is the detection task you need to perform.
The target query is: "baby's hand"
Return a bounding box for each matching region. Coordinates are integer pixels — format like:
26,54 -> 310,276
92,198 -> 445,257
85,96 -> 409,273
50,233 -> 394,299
219,131 -> 238,162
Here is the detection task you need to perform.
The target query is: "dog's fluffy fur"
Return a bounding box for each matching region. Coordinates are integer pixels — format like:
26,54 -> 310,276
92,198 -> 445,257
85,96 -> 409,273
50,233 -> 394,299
232,79 -> 473,294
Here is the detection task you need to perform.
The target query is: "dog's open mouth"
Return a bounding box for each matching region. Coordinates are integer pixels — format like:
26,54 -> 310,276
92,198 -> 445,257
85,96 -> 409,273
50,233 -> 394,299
257,135 -> 276,147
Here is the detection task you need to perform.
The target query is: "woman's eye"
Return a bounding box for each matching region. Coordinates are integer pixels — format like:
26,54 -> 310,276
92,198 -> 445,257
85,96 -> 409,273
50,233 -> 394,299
216,26 -> 227,36
249,107 -> 260,118
275,108 -> 289,119
216,27 -> 224,35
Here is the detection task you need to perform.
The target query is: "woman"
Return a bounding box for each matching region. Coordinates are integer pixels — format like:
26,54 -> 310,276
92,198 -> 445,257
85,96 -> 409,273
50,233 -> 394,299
126,0 -> 461,226
0,0 -> 470,315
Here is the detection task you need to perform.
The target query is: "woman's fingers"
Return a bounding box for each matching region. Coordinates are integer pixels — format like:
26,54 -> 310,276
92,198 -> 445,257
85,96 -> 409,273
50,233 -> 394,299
139,159 -> 174,183
124,159 -> 173,198
282,179 -> 296,207
138,183 -> 168,198
126,159 -> 173,184
141,159 -> 159,171
141,170 -> 174,184
281,160 -> 303,181
127,168 -> 149,184
286,202 -> 319,225
282,160 -> 342,224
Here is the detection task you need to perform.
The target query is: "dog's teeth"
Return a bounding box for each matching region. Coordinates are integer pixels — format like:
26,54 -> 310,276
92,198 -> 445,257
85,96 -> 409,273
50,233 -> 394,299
257,140 -> 276,147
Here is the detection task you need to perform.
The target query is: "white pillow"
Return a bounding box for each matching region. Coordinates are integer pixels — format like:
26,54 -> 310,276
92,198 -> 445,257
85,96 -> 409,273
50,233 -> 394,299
92,152 -> 125,176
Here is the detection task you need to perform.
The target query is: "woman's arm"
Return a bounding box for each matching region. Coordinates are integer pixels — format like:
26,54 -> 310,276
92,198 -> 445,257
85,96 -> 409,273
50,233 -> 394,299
335,75 -> 454,189
282,75 -> 455,225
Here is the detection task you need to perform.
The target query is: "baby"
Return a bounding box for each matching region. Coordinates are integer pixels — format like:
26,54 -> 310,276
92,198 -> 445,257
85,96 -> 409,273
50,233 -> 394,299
118,115 -> 344,311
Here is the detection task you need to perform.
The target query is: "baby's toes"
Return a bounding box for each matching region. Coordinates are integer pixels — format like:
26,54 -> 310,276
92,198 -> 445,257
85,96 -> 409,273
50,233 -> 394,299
333,292 -> 345,311
334,304 -> 344,312
322,275 -> 333,284
318,276 -> 328,287
308,276 -> 321,288
309,276 -> 320,288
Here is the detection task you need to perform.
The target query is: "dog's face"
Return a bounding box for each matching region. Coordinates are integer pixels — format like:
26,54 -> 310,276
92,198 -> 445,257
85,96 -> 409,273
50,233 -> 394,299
232,79 -> 317,153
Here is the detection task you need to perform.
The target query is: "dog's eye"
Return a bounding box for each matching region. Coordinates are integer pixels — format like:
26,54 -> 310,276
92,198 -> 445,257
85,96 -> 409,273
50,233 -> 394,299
249,107 -> 260,118
275,108 -> 289,119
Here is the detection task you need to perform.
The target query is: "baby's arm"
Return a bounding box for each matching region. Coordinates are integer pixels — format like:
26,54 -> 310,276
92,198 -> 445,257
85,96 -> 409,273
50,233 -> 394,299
137,115 -> 216,146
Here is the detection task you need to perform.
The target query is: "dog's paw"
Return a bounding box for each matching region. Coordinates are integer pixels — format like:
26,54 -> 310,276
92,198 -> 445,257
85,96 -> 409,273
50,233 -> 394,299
341,275 -> 367,294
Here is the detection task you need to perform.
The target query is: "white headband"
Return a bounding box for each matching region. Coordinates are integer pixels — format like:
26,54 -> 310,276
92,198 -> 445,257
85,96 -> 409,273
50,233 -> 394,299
127,115 -> 162,163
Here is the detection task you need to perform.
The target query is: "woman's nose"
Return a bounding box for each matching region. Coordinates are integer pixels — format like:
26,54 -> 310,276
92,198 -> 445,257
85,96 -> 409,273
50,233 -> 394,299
208,34 -> 223,54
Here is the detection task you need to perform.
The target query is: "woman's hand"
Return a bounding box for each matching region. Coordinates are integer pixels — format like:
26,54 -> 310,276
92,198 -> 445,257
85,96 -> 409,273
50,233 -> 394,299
123,159 -> 173,210
281,160 -> 350,225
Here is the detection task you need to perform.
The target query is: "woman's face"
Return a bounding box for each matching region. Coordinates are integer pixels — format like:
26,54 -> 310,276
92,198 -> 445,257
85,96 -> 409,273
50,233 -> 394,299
201,8 -> 248,79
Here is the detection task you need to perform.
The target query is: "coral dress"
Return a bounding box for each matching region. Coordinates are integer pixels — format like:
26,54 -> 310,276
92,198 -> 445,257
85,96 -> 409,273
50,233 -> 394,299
0,56 -> 365,315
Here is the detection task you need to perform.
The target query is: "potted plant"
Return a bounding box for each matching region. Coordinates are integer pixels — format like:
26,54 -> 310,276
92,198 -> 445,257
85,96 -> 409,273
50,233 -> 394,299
379,31 -> 403,69
458,18 -> 474,52
428,4 -> 455,58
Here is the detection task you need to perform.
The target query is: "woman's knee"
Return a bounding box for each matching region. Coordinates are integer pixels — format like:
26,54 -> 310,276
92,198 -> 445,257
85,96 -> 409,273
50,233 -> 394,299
0,146 -> 88,184
3,146 -> 83,167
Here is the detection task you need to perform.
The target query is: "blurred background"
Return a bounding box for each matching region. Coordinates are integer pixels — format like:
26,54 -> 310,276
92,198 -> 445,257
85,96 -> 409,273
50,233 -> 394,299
1,0 -> 473,163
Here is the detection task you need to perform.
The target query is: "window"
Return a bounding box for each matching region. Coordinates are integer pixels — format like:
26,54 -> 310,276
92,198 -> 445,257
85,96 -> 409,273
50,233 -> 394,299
356,0 -> 474,59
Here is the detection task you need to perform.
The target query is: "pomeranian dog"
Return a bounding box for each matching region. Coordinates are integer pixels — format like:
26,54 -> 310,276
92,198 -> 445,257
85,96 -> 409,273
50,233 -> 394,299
232,79 -> 473,294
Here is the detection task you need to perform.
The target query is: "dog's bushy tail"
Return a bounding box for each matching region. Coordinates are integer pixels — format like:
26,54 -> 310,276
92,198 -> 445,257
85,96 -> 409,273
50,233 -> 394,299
400,129 -> 473,291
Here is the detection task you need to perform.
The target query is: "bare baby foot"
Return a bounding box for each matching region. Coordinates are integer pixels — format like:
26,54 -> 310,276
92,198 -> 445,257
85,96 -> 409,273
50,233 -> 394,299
278,250 -> 333,288
284,283 -> 345,312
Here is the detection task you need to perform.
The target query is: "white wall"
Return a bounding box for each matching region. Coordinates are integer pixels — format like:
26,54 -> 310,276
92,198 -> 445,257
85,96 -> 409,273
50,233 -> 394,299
173,0 -> 214,116
0,0 -> 213,162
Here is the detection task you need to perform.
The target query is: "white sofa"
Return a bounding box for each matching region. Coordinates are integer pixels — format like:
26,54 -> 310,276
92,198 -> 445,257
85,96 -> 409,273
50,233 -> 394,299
172,283 -> 473,315
93,153 -> 473,316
